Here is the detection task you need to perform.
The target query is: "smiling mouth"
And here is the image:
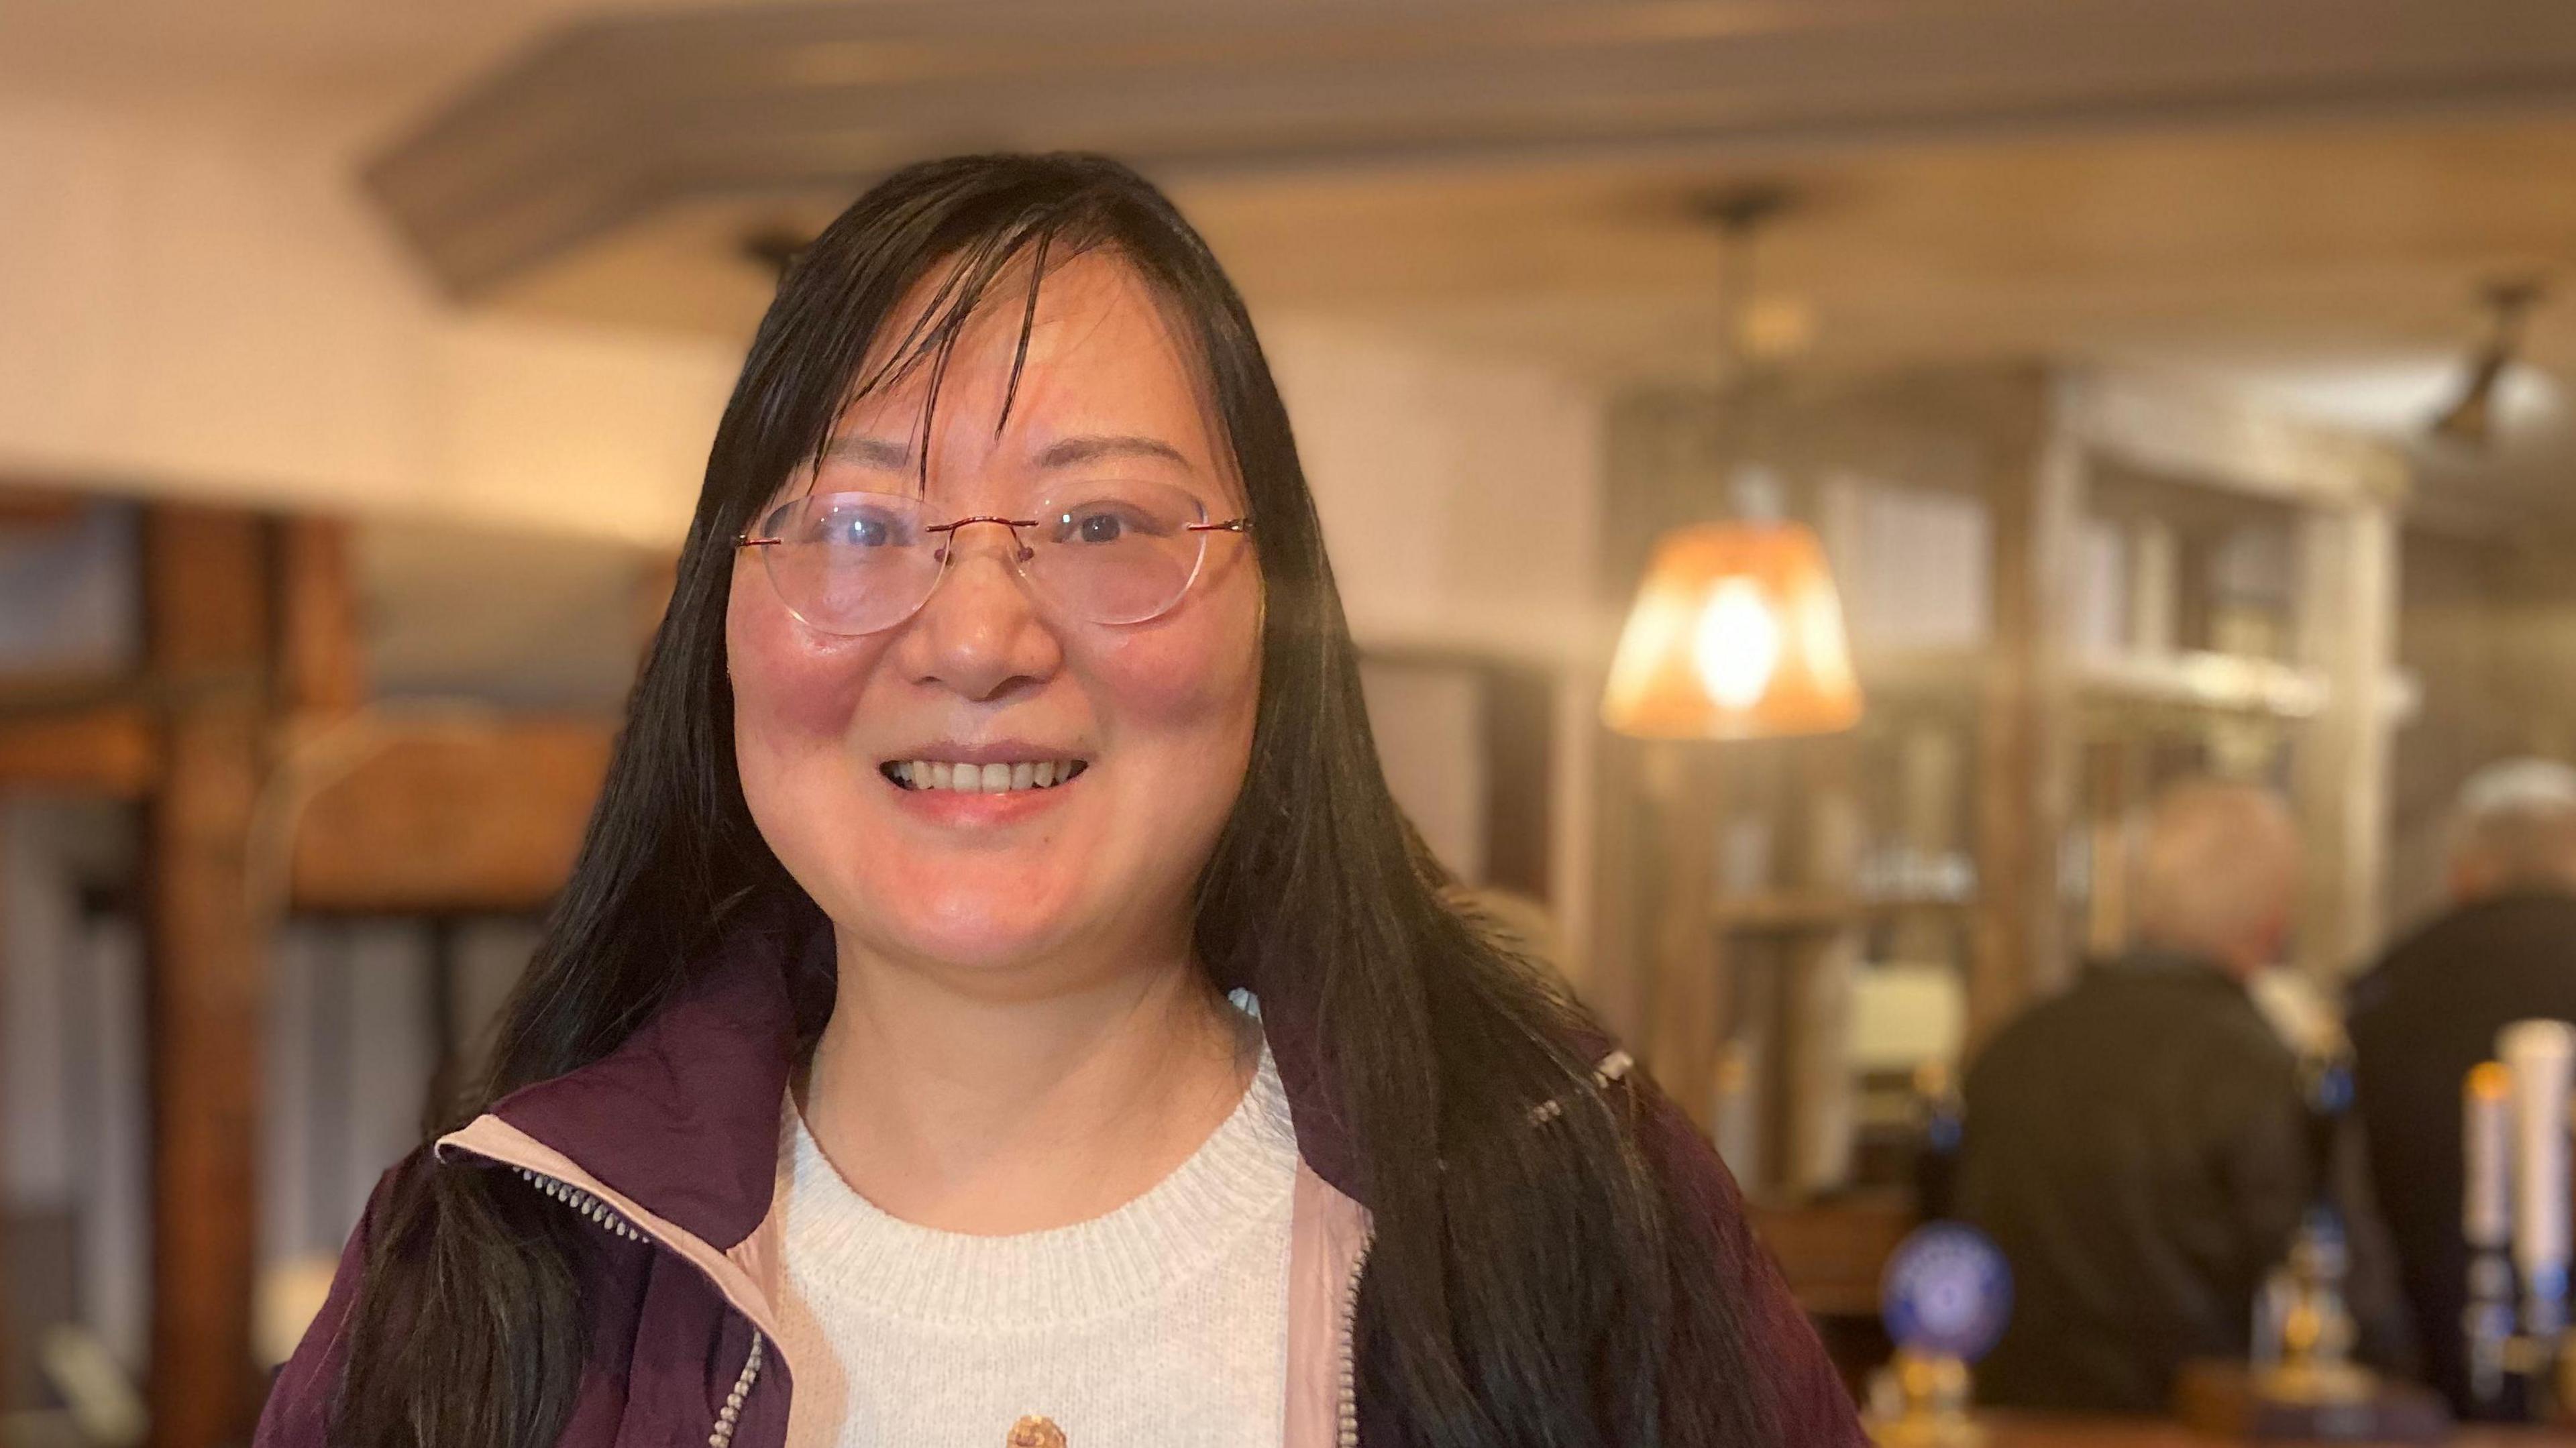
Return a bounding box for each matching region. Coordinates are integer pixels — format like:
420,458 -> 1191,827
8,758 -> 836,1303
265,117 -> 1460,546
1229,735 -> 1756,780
881,759 -> 1091,793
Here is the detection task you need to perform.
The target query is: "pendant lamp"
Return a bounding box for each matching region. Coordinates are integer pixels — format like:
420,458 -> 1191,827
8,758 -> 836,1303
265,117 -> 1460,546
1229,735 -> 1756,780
1601,184 -> 1862,741
1601,518 -> 1861,739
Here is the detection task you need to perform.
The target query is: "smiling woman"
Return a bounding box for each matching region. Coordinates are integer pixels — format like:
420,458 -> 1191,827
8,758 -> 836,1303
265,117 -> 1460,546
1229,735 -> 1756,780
252,153 -> 1863,1448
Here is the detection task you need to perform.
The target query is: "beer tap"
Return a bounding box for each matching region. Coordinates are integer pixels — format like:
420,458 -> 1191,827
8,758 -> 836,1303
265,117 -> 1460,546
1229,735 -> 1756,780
2497,1019 -> 2575,1419
2463,1060 -> 2515,1417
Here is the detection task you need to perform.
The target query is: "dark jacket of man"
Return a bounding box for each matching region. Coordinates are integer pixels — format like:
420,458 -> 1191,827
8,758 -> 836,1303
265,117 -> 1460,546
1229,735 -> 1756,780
2348,891 -> 2576,1414
1955,949 -> 2312,1414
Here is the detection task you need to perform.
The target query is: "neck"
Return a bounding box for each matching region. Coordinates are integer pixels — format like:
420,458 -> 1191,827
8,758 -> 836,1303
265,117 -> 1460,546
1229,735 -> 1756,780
800,925 -> 1256,1235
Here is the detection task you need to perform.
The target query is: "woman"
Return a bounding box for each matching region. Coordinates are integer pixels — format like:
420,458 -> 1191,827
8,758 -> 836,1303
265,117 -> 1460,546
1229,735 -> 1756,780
259,153 -> 1861,1448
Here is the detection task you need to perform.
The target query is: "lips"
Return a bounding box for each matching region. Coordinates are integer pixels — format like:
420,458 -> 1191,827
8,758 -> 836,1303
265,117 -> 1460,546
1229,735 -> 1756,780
879,759 -> 1089,793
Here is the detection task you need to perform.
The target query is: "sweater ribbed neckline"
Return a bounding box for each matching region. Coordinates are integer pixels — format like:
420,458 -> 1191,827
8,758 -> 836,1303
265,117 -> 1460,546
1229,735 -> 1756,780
777,1044 -> 1297,1331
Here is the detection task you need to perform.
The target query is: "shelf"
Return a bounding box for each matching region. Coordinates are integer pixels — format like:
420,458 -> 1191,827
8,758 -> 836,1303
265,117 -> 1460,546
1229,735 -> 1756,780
2077,649 -> 2325,719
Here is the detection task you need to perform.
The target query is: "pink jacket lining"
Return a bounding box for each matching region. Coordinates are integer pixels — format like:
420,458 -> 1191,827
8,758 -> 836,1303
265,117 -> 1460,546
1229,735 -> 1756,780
436,1111 -> 1375,1448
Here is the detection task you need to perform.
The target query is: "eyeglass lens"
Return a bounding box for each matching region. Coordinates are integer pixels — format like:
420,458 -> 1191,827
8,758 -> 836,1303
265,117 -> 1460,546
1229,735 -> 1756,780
750,477 -> 1230,635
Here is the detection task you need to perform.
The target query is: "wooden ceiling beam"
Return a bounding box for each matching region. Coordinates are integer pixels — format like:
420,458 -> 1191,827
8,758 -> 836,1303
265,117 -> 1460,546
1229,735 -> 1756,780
364,0 -> 2576,295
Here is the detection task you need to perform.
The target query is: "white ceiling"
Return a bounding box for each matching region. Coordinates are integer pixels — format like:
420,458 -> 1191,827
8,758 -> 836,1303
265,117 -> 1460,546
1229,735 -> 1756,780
13,0 -> 2576,527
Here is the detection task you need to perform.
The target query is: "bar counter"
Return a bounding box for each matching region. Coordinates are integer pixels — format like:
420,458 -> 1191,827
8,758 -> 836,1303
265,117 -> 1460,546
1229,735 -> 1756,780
1980,1414 -> 2576,1446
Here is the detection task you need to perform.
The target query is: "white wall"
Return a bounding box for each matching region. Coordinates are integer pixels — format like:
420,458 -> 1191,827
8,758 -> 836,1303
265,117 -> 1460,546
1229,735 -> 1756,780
0,95 -> 737,545
1265,316 -> 1606,665
1,92 -> 1611,628
3,92 -> 1616,585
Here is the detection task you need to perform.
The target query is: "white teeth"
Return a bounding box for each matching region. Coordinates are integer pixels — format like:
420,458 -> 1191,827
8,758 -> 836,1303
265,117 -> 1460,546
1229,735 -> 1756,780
893,759 -> 1085,791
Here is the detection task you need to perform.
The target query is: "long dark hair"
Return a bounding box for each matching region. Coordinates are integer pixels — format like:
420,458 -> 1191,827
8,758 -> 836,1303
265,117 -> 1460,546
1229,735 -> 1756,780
335,153 -> 1771,1447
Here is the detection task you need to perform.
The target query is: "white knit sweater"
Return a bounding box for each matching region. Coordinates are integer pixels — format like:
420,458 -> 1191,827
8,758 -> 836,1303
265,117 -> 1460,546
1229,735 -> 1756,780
772,1046 -> 1299,1448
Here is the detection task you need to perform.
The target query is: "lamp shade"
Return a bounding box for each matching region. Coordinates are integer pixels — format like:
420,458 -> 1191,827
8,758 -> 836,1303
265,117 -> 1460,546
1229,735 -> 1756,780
1601,520 -> 1862,740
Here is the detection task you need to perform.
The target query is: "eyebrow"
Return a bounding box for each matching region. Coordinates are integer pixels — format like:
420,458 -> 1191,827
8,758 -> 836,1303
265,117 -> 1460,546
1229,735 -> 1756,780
818,436 -> 912,469
1035,435 -> 1191,470
816,433 -> 1194,474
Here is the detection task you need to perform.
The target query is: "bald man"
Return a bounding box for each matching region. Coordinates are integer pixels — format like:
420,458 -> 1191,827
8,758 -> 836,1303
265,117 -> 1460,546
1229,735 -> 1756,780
1955,781 -> 2313,1412
2349,759 -> 2576,1414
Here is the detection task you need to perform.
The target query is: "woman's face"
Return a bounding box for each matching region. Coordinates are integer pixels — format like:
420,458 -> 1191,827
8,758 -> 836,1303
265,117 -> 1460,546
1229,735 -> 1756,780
727,250 -> 1263,984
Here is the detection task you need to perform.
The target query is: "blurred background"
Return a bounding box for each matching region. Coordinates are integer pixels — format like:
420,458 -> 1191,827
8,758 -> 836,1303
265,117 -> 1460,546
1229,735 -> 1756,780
3,1 -> 2575,1443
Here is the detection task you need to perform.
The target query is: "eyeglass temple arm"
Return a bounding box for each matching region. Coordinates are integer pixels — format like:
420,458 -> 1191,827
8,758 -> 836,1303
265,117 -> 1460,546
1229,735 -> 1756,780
1187,519 -> 1251,533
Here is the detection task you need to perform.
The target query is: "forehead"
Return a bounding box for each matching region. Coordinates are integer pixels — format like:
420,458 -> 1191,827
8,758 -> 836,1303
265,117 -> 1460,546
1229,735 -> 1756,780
833,247 -> 1222,467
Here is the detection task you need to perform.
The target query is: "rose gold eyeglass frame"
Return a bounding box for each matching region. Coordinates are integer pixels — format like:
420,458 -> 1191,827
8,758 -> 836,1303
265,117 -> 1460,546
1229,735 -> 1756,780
733,502 -> 1250,635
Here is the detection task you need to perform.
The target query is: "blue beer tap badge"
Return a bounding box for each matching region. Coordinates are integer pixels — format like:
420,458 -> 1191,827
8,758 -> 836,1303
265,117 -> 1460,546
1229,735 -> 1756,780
1881,1222 -> 2013,1362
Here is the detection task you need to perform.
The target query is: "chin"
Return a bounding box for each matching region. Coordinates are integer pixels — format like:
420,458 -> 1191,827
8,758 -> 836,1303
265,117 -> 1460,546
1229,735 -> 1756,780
851,868 -> 1093,973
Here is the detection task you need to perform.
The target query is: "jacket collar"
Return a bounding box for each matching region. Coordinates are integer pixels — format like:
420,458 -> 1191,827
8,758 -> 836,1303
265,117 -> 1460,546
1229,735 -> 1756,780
2088,944 -> 2252,994
486,891 -> 1367,1250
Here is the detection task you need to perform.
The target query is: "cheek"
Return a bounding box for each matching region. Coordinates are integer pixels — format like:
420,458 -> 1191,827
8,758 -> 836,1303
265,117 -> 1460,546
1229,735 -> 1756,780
1086,580 -> 1262,777
727,565 -> 881,756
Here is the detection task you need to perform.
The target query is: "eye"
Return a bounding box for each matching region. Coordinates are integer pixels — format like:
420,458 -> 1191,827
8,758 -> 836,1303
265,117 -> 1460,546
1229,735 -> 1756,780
812,501 -> 910,548
1050,498 -> 1176,545
836,513 -> 892,547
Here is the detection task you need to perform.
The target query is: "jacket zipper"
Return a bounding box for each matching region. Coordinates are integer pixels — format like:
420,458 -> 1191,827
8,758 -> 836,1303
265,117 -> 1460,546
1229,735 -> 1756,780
515,1165 -> 646,1241
512,1166 -> 766,1448
1336,1227 -> 1377,1448
711,1334 -> 764,1448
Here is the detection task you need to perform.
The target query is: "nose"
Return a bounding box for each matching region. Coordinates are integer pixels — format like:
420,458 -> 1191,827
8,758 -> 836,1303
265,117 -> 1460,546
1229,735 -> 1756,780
899,520 -> 1062,702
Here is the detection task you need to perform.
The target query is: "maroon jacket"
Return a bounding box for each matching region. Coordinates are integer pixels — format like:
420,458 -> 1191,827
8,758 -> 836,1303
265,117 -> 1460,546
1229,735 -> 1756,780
256,903 -> 1864,1447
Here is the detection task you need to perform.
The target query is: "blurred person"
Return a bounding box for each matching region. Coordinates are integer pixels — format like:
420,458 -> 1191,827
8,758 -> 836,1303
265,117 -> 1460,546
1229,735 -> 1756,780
2348,758 -> 2576,1414
1955,781 -> 2314,1413
256,155 -> 1859,1448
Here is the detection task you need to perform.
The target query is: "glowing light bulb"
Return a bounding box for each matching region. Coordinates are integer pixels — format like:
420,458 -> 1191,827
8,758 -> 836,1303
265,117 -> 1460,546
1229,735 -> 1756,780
1691,577 -> 1782,711
1600,520 -> 1861,739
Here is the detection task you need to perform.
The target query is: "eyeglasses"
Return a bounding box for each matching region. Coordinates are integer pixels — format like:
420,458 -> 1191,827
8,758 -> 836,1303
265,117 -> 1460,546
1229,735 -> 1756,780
735,477 -> 1250,636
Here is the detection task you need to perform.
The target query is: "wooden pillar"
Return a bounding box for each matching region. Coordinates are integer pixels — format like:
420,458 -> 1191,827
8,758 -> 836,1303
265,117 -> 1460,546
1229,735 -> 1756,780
2084,738 -> 2134,958
1479,663 -> 1556,907
2294,502 -> 2398,978
1782,736 -> 1863,1194
1642,741 -> 1724,1133
1971,390 -> 2080,1052
142,506 -> 270,1448
275,517 -> 366,720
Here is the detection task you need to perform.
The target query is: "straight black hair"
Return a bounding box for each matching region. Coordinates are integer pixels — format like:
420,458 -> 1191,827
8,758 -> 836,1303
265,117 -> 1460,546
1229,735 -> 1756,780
333,152 -> 1774,1447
